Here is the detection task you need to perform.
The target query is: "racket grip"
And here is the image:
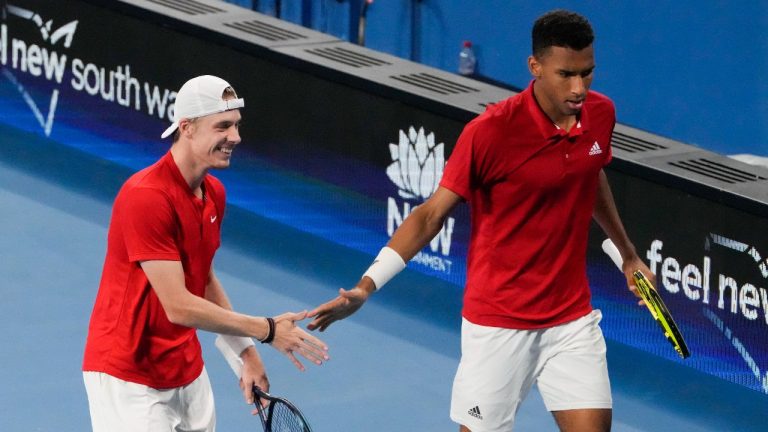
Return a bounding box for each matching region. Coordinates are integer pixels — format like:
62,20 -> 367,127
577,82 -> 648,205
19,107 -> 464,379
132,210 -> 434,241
601,239 -> 623,270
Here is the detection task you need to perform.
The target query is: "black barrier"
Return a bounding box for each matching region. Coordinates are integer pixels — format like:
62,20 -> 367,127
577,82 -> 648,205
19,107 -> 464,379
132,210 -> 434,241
593,171 -> 768,393
2,0 -> 767,396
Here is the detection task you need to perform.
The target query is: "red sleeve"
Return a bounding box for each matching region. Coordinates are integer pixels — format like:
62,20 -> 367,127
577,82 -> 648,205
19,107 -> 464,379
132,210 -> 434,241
440,121 -> 481,201
596,93 -> 615,167
604,120 -> 614,167
120,187 -> 180,262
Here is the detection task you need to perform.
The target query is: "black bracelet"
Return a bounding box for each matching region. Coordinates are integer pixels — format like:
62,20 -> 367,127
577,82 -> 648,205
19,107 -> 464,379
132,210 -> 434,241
260,317 -> 275,344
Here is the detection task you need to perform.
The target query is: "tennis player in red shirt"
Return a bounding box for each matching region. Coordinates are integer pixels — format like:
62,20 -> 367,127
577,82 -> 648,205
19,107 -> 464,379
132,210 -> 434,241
308,10 -> 652,432
83,75 -> 329,432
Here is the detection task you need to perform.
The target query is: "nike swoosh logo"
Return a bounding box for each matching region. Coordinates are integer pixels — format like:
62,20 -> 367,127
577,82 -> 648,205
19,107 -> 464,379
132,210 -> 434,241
210,215 -> 217,223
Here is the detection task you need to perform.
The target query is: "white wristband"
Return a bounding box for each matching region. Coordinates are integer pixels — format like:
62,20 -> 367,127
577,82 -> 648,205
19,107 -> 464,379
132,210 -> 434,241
214,335 -> 244,378
217,334 -> 255,357
362,247 -> 406,291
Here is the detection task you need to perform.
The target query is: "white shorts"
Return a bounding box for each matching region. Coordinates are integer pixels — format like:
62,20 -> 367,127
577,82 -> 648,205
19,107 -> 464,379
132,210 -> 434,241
450,310 -> 611,432
83,368 -> 216,432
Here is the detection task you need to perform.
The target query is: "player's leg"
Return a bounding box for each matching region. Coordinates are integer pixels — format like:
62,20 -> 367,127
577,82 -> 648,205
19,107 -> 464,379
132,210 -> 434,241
537,310 -> 612,432
177,367 -> 216,432
450,318 -> 545,432
551,408 -> 611,432
456,410 -> 611,432
83,371 -> 180,432
83,372 -> 120,432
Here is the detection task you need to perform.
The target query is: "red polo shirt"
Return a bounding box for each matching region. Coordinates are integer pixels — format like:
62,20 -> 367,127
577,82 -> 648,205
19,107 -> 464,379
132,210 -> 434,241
83,151 -> 225,388
440,81 -> 615,329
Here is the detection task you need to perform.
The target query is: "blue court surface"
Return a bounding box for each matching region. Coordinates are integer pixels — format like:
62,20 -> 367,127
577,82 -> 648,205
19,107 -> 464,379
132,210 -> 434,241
0,133 -> 765,431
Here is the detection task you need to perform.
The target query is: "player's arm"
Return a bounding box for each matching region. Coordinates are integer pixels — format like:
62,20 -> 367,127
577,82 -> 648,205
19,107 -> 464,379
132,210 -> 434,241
592,169 -> 654,297
205,267 -> 270,403
140,260 -> 329,372
307,186 -> 463,331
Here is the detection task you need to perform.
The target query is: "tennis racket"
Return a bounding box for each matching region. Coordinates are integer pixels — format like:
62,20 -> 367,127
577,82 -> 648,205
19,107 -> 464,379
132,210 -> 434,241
251,385 -> 312,432
601,239 -> 690,359
215,335 -> 314,431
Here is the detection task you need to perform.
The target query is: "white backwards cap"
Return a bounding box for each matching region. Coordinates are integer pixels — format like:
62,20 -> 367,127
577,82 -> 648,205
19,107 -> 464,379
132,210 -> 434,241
161,75 -> 244,139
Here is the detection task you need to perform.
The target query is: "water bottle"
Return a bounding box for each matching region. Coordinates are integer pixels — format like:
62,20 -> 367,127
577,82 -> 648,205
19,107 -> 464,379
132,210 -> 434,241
458,40 -> 476,76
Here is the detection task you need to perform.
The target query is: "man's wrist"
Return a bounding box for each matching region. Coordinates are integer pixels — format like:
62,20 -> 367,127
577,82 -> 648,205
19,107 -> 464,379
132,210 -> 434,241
358,277 -> 377,295
258,317 -> 276,344
240,345 -> 261,361
361,246 -> 406,291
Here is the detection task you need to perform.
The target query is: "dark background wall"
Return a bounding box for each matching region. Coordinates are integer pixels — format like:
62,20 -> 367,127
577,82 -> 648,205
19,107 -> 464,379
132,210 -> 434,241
229,0 -> 768,158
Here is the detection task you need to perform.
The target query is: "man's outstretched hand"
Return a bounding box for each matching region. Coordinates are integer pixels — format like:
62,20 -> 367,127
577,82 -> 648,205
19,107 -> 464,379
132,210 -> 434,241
307,287 -> 370,332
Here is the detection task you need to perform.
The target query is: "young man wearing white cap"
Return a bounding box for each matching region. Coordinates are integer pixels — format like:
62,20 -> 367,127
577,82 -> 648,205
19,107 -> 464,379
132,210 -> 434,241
82,75 -> 329,432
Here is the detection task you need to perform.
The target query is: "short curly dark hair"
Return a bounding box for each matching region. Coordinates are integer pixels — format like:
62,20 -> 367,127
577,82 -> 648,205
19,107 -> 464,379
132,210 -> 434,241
532,10 -> 594,57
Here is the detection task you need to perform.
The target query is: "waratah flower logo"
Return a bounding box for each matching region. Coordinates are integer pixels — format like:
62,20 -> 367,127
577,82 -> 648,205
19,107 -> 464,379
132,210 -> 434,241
386,126 -> 445,200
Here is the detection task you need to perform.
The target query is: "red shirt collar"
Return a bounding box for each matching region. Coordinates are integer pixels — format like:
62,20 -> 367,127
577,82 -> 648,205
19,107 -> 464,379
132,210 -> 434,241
162,151 -> 202,199
522,80 -> 589,140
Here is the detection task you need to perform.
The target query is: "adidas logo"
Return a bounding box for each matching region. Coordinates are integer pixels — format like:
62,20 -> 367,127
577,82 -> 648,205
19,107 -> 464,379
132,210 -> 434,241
588,141 -> 602,156
468,405 -> 483,420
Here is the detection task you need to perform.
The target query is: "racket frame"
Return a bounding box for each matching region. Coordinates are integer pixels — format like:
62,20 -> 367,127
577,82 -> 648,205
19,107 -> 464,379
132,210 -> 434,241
632,270 -> 691,359
215,335 -> 314,431
252,385 -> 313,432
601,239 -> 690,359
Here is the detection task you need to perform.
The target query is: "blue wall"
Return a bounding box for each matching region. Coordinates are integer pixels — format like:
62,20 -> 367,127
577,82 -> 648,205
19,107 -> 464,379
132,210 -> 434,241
228,0 -> 768,157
